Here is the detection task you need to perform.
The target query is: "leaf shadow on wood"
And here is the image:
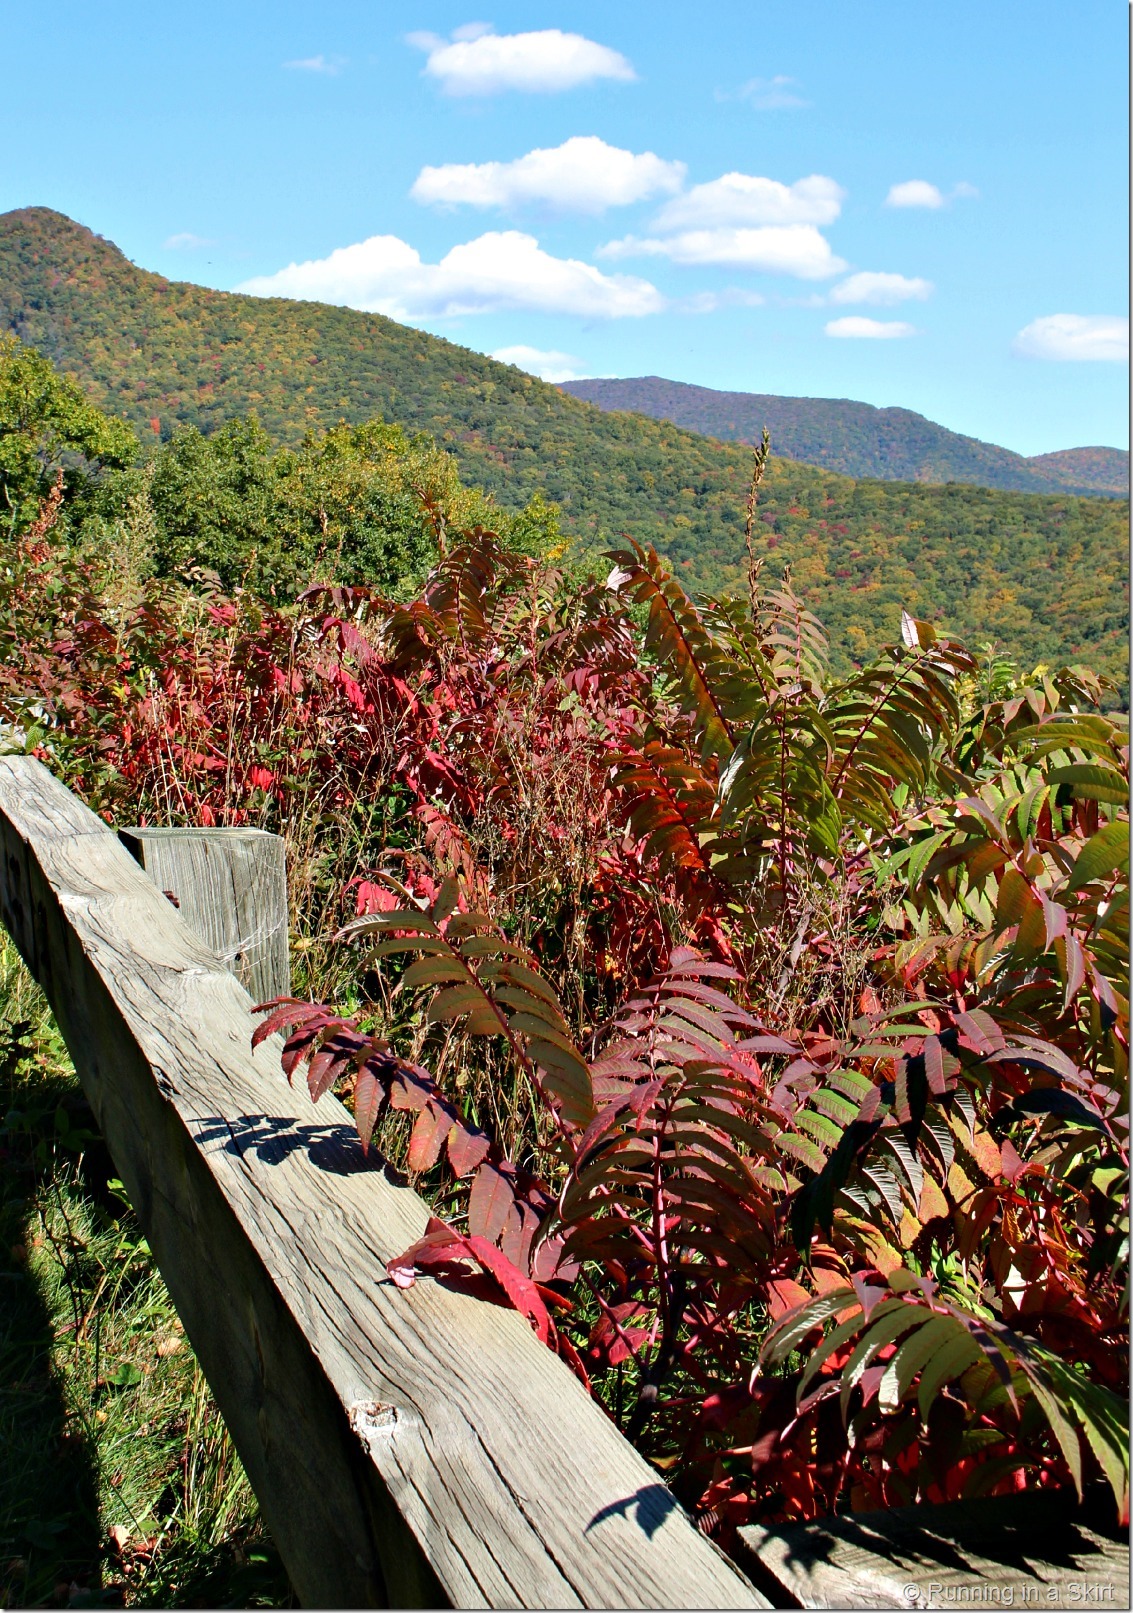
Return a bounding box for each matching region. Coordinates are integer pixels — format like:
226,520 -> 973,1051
585,1483 -> 680,1542
195,1113 -> 408,1184
737,1489 -> 1128,1608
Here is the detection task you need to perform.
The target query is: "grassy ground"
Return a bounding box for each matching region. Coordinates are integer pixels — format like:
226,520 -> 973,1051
0,938 -> 293,1609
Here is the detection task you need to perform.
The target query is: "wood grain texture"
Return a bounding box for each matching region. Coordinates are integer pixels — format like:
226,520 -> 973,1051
0,757 -> 766,1611
737,1490 -> 1130,1610
119,826 -> 290,1005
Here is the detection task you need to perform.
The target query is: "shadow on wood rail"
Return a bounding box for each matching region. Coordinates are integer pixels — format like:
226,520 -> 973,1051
0,756 -> 766,1611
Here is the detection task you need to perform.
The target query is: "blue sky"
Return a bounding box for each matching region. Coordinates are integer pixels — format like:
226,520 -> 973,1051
2,1 -> 1128,454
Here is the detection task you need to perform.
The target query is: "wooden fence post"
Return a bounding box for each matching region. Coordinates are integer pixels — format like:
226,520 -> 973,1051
119,826 -> 290,1005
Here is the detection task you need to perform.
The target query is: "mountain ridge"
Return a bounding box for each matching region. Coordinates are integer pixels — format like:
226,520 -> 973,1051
559,376 -> 1128,498
0,206 -> 1126,693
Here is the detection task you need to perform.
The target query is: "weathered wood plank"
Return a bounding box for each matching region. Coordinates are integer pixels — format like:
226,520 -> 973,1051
737,1490 -> 1129,1610
0,757 -> 766,1610
119,825 -> 290,1005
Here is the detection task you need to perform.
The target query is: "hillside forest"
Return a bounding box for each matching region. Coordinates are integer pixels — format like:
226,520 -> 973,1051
1,283 -> 1127,1593
0,227 -> 1128,696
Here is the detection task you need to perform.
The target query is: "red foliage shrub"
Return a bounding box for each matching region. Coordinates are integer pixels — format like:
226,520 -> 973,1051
5,493 -> 1126,1546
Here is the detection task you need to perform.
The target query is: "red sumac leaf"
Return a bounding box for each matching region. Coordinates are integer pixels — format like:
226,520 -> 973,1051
407,1102 -> 453,1173
629,1077 -> 666,1124
555,1329 -> 592,1389
389,1069 -> 432,1112
766,1278 -> 811,1322
468,1161 -> 516,1244
281,1025 -> 325,1081
446,1125 -> 491,1177
1042,897 -> 1068,950
354,1068 -> 385,1154
923,1036 -> 947,1098
251,999 -> 328,1049
386,1221 -> 554,1345
500,1197 -> 542,1272
1055,933 -> 1087,1012
738,1034 -> 802,1055
306,1046 -> 341,1104
463,1235 -> 552,1344
666,949 -> 741,979
386,1216 -> 464,1287
575,1091 -> 637,1164
532,1230 -> 579,1284
954,1009 -> 1007,1056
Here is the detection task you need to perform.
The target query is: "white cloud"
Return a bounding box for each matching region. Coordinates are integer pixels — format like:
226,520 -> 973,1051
491,345 -> 584,382
600,225 -> 846,280
284,54 -> 344,74
737,75 -> 808,110
825,316 -> 917,339
163,232 -> 214,250
408,27 -> 635,95
411,136 -> 684,214
829,271 -> 933,306
681,288 -> 766,314
1013,315 -> 1129,362
235,230 -> 664,320
654,172 -> 843,231
885,180 -> 945,209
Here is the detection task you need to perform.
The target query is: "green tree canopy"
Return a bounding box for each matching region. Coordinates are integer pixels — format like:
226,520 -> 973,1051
0,334 -> 138,531
148,414 -> 562,596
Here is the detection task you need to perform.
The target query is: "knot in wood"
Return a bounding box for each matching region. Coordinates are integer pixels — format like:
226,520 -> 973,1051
349,1399 -> 400,1445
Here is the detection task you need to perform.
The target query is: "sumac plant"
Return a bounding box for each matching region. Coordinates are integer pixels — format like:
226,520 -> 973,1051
262,455 -> 1128,1550
8,462 -> 1125,1544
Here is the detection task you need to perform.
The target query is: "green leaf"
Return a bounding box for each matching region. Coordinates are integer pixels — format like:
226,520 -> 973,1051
840,1304 -> 932,1420
108,1362 -> 143,1388
798,1314 -> 866,1400
763,1290 -> 854,1363
402,957 -> 471,989
1046,763 -> 1129,804
996,866 -> 1038,929
490,985 -> 565,1027
369,936 -> 452,959
1020,1360 -> 1084,1498
495,960 -> 565,1007
1035,1354 -> 1128,1511
458,935 -> 536,963
424,983 -> 493,1024
343,912 -> 440,939
793,1109 -> 844,1151
1066,820 -> 1129,895
916,1329 -> 983,1418
523,1038 -> 594,1123
878,1314 -> 956,1412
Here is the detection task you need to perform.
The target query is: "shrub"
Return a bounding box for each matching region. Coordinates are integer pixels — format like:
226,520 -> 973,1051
263,499 -> 1128,1542
3,457 -> 1125,1555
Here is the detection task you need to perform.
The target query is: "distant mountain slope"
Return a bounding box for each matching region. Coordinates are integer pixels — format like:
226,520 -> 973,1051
1027,447 -> 1130,496
560,376 -> 1128,498
0,207 -> 1127,692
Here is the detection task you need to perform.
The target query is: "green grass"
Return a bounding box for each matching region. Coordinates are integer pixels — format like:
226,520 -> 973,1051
0,939 -> 292,1609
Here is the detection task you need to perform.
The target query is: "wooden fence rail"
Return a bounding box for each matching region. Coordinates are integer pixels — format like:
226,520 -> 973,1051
4,756 -> 1128,1611
0,756 -> 766,1610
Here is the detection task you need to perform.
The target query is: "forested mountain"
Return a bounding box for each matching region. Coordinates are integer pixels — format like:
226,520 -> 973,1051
0,206 -> 1127,689
1028,446 -> 1130,495
560,376 -> 1128,497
